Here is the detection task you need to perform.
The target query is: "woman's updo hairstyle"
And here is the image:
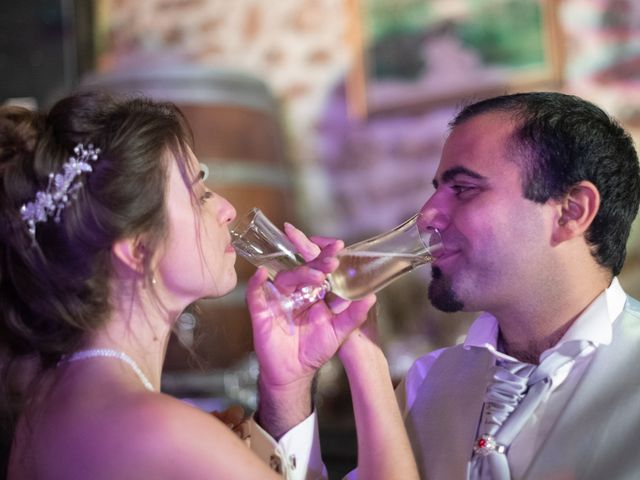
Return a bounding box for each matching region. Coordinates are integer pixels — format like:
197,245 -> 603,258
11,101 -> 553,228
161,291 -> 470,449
0,91 -> 193,369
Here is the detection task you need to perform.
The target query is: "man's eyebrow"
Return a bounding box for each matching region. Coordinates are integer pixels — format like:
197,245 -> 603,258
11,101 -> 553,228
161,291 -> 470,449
433,166 -> 487,188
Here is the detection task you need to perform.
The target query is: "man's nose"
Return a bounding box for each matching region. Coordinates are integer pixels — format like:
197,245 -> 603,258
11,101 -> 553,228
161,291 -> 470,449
418,196 -> 450,232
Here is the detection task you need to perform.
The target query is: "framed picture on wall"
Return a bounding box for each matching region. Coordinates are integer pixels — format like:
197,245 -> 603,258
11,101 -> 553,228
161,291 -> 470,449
345,0 -> 564,119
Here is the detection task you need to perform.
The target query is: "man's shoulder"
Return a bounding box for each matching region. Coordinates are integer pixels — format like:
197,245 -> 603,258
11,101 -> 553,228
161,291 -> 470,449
406,343 -> 491,387
414,342 -> 491,364
409,344 -> 461,374
609,295 -> 640,342
623,295 -> 640,316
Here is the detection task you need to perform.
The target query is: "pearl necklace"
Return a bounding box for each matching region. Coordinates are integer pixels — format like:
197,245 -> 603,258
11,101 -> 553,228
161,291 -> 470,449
61,348 -> 155,391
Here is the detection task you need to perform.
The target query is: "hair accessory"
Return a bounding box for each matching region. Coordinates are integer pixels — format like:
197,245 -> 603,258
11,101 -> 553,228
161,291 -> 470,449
20,143 -> 100,242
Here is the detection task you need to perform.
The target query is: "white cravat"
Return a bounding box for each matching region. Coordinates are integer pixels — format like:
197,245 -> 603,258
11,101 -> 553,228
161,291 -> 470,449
469,340 -> 590,480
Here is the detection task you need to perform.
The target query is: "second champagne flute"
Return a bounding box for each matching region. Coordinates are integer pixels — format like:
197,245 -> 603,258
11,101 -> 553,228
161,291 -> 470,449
230,208 -> 444,332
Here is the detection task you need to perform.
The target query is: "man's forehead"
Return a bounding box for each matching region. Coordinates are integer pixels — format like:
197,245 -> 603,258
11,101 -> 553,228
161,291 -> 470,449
434,114 -> 518,181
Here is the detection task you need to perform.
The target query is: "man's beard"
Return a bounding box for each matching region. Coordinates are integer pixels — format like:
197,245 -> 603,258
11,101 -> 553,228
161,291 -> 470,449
428,266 -> 464,312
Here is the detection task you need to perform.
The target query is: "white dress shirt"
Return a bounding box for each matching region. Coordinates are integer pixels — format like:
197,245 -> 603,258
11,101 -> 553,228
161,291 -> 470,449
251,278 -> 627,479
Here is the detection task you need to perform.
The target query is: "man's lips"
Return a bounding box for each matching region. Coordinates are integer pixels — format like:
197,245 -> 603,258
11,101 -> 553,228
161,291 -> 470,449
432,249 -> 459,268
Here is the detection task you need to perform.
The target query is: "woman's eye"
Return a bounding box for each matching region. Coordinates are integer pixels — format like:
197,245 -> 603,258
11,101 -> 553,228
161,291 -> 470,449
200,191 -> 213,204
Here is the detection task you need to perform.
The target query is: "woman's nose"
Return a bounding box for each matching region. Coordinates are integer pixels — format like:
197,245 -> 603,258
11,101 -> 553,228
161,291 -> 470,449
219,195 -> 237,225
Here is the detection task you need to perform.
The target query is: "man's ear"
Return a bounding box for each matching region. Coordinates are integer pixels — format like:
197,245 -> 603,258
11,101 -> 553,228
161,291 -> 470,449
552,180 -> 600,242
112,236 -> 146,273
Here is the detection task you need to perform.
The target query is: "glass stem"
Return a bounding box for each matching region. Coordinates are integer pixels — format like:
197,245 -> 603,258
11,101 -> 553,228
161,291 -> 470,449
287,279 -> 331,315
262,279 -> 332,335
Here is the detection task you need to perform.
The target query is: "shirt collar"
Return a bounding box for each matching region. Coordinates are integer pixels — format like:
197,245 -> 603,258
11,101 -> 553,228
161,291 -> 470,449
463,277 -> 627,361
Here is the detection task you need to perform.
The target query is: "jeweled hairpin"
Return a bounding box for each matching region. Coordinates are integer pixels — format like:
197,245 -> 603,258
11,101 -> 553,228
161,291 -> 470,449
20,142 -> 100,243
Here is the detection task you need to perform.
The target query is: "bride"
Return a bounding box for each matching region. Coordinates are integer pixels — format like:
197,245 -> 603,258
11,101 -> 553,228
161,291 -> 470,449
0,91 -> 417,479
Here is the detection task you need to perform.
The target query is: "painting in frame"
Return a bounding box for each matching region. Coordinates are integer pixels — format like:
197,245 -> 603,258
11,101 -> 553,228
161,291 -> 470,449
345,0 -> 564,119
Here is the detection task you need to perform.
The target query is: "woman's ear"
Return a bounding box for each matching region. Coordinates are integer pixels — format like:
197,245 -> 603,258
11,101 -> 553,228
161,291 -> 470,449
112,236 -> 146,273
552,180 -> 600,243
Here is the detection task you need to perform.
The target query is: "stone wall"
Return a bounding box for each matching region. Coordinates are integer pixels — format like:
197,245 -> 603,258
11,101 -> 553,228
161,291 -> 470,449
94,0 -> 640,369
94,0 -> 351,229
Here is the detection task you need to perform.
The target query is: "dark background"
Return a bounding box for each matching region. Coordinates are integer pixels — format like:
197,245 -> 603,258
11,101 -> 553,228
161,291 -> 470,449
0,3 -> 95,476
0,0 -> 94,108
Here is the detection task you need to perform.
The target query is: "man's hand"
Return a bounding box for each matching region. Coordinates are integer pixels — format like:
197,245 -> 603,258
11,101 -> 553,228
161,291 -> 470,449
211,404 -> 251,446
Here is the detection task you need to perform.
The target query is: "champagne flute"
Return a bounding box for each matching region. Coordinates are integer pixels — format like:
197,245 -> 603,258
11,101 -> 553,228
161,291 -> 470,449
230,208 -> 443,333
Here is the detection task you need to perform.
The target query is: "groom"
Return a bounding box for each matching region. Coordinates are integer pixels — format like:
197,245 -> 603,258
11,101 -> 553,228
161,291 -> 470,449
251,92 -> 640,479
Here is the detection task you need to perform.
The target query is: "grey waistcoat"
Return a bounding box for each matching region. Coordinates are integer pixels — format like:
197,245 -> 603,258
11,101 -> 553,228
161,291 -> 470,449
406,297 -> 640,480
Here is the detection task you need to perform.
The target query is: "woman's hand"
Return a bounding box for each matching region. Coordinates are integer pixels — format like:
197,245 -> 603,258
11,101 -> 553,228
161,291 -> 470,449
246,222 -> 375,438
248,223 -> 375,386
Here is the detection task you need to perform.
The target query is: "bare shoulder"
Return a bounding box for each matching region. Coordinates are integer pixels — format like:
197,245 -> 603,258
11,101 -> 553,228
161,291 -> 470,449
97,392 -> 280,479
33,391 -> 279,480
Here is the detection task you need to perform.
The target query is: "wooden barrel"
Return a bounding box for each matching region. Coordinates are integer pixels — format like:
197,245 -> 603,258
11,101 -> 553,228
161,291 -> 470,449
82,67 -> 294,372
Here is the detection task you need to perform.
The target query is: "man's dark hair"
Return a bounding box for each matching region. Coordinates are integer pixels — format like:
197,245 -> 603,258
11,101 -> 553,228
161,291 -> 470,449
452,92 -> 640,276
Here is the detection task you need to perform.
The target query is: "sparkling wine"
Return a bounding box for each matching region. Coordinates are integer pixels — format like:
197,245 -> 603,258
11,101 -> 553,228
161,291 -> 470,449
329,251 -> 432,300
231,208 -> 443,332
249,251 -> 305,278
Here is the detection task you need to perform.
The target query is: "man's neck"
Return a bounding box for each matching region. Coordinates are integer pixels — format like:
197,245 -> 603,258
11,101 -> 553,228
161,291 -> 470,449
494,274 -> 611,364
498,320 -> 573,364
